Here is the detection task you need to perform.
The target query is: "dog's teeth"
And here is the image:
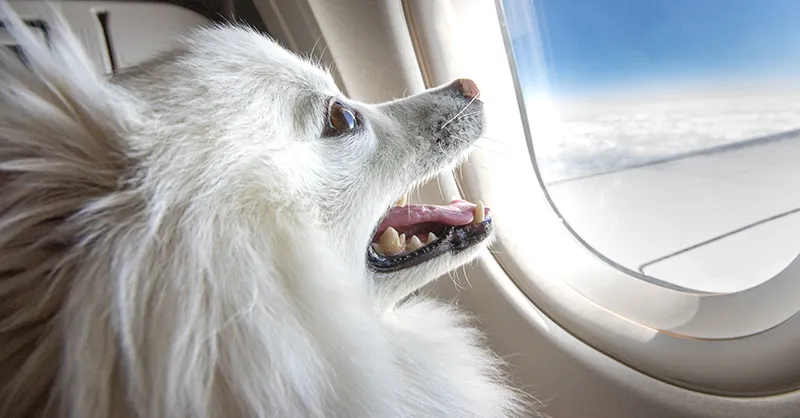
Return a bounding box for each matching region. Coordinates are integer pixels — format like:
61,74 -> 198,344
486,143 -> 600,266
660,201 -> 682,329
407,235 -> 424,251
380,227 -> 403,255
372,243 -> 384,256
395,195 -> 407,207
427,232 -> 438,243
473,201 -> 485,224
399,233 -> 407,248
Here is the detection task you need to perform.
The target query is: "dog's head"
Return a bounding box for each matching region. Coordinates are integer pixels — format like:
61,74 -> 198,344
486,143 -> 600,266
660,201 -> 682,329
117,26 -> 492,306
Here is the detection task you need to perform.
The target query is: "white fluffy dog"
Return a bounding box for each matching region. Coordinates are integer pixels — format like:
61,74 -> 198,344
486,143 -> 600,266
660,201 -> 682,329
0,3 -> 522,417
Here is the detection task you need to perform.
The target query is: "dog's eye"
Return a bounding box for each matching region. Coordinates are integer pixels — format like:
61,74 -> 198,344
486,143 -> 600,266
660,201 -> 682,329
325,100 -> 359,134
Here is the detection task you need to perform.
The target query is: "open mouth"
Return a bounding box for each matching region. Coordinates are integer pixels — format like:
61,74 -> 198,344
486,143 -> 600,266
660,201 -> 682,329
367,196 -> 493,272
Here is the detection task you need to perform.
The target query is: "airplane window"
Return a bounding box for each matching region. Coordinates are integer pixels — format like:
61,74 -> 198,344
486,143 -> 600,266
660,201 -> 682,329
502,0 -> 800,293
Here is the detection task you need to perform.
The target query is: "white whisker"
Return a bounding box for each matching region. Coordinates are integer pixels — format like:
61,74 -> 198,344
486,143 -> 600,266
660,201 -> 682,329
309,34 -> 324,62
453,111 -> 484,122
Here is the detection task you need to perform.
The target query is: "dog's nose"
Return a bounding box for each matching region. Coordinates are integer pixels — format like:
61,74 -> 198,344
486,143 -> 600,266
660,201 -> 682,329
452,78 -> 480,100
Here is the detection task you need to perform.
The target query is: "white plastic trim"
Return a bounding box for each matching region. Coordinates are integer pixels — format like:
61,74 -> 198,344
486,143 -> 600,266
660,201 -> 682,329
6,1 -> 209,72
433,251 -> 800,413
403,0 -> 800,395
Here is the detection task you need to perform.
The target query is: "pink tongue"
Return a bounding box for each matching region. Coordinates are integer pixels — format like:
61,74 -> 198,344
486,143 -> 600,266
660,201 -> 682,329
376,200 -> 487,234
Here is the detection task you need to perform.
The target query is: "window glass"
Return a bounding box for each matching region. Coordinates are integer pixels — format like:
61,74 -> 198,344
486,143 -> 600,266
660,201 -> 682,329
502,0 -> 800,292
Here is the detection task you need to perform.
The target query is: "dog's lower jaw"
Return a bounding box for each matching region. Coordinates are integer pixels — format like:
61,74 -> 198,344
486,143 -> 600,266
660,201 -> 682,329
374,262 -> 450,310
371,233 -> 496,310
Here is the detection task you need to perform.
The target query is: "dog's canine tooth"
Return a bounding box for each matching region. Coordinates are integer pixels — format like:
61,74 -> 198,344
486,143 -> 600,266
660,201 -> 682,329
473,201 -> 485,224
379,227 -> 403,255
406,235 -> 423,251
372,243 -> 384,256
427,232 -> 438,243
395,195 -> 407,207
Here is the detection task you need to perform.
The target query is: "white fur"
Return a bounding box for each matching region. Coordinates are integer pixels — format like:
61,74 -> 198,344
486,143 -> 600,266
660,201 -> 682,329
0,3 -> 524,417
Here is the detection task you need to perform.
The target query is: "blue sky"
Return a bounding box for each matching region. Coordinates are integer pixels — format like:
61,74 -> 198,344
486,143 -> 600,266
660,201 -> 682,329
504,0 -> 800,97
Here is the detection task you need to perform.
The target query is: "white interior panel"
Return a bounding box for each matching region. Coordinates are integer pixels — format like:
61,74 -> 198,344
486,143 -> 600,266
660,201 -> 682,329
7,1 -> 209,72
96,2 -> 209,69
